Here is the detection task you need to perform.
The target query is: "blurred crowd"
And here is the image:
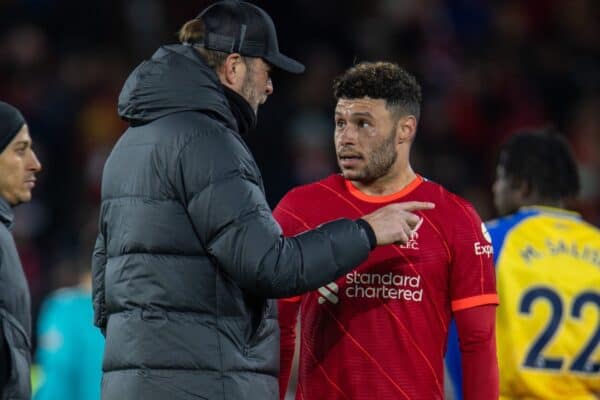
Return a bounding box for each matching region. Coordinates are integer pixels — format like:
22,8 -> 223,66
0,0 -> 599,358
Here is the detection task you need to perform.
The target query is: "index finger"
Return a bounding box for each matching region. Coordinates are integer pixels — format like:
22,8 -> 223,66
395,201 -> 435,211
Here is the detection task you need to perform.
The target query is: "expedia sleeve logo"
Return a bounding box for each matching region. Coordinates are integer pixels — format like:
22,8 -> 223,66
474,222 -> 493,257
481,222 -> 492,243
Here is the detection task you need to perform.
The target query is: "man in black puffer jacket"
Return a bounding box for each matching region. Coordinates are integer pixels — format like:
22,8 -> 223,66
0,101 -> 42,400
93,2 -> 433,399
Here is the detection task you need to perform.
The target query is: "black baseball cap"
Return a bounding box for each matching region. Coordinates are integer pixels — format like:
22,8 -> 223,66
197,0 -> 305,74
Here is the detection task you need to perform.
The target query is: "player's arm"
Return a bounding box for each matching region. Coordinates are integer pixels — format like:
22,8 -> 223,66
277,297 -> 301,399
454,304 -> 498,400
447,198 -> 499,400
444,320 -> 463,400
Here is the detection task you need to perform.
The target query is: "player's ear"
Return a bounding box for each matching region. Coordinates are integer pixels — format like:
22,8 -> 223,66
396,115 -> 417,144
515,179 -> 534,202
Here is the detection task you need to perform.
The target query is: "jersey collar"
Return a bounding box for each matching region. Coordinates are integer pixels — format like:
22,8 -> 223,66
519,205 -> 581,219
345,175 -> 424,203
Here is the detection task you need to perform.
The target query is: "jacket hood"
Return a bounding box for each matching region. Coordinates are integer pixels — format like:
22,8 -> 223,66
118,44 -> 236,129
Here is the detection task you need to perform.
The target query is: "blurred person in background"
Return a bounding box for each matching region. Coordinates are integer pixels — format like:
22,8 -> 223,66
34,258 -> 104,400
446,130 -> 600,399
275,62 -> 498,400
0,101 -> 42,399
93,2 -> 431,399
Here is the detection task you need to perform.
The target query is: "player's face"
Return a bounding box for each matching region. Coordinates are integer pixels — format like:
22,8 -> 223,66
0,125 -> 42,206
334,98 -> 399,183
492,165 -> 520,215
240,58 -> 273,114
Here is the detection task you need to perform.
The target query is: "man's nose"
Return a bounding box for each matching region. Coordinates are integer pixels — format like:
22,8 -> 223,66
337,126 -> 357,145
265,78 -> 273,96
29,150 -> 42,172
491,179 -> 499,194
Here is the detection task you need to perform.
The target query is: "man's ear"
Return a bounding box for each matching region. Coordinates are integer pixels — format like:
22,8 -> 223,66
513,179 -> 533,202
396,115 -> 417,144
219,53 -> 246,88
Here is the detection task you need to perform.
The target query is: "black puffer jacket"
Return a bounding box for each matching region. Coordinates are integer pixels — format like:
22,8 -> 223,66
92,44 -> 371,400
0,198 -> 31,400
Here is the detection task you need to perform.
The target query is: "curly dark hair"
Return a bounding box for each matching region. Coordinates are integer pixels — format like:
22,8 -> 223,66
333,62 -> 422,120
498,130 -> 580,199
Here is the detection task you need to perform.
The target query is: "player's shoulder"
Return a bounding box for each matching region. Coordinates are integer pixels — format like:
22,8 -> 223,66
485,208 -> 540,244
576,217 -> 600,238
419,177 -> 478,216
277,174 -> 344,207
532,206 -> 600,239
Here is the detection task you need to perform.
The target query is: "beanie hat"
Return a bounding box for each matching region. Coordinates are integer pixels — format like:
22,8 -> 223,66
0,101 -> 26,153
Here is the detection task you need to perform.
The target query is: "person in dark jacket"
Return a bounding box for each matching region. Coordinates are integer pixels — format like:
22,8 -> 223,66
0,101 -> 42,400
93,1 -> 434,399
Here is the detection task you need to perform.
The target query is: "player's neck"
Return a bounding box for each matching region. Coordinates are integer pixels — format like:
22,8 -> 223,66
520,196 -> 564,210
350,166 -> 417,197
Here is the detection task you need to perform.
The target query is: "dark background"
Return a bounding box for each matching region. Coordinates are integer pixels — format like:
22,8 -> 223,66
1,0 -> 598,343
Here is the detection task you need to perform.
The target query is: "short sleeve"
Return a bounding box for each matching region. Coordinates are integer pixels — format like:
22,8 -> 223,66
448,200 -> 499,312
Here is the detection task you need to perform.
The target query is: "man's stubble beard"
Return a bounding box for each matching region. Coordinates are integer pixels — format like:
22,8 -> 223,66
240,61 -> 260,113
341,125 -> 398,184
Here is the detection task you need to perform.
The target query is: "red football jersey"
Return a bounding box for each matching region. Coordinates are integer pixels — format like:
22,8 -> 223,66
275,174 -> 498,400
